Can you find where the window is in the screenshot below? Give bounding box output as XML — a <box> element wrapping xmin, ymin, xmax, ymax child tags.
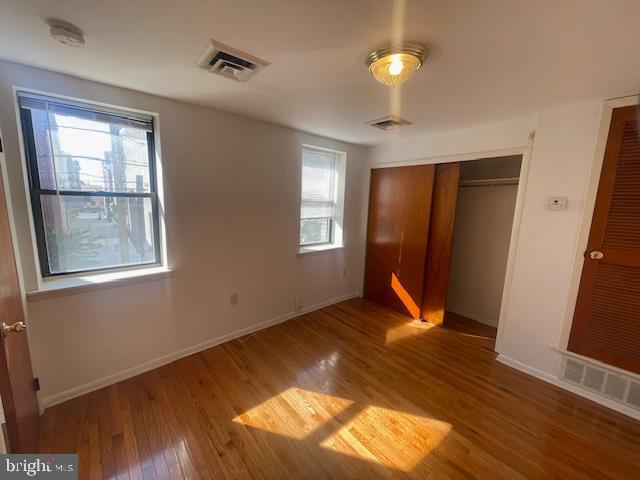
<box><xmin>299</xmin><ymin>146</ymin><xmax>345</xmax><ymax>248</ymax></box>
<box><xmin>18</xmin><ymin>93</ymin><xmax>161</xmax><ymax>277</ymax></box>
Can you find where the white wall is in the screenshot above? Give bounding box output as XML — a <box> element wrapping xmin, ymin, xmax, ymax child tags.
<box><xmin>366</xmin><ymin>99</ymin><xmax>604</xmax><ymax>382</ymax></box>
<box><xmin>0</xmin><ymin>60</ymin><xmax>366</xmax><ymax>405</ymax></box>
<box><xmin>446</xmin><ymin>185</ymin><xmax>519</xmax><ymax>327</ymax></box>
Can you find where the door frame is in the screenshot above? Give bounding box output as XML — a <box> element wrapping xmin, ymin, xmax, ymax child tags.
<box><xmin>357</xmin><ymin>145</ymin><xmax>532</xmax><ymax>354</ymax></box>
<box><xmin>557</xmin><ymin>95</ymin><xmax>640</xmax><ymax>352</ymax></box>
<box><xmin>0</xmin><ymin>130</ymin><xmax>43</xmax><ymax>420</ymax></box>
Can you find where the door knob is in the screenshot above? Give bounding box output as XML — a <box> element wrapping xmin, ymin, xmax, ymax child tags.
<box><xmin>2</xmin><ymin>321</ymin><xmax>26</xmax><ymax>337</ymax></box>
<box><xmin>589</xmin><ymin>251</ymin><xmax>604</xmax><ymax>260</ymax></box>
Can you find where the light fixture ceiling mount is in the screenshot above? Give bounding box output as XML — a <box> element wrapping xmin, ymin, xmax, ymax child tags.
<box><xmin>366</xmin><ymin>43</ymin><xmax>428</xmax><ymax>87</ymax></box>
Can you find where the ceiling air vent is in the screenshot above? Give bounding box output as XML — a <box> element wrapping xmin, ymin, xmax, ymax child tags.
<box><xmin>196</xmin><ymin>39</ymin><xmax>269</xmax><ymax>82</ymax></box>
<box><xmin>367</xmin><ymin>115</ymin><xmax>412</xmax><ymax>131</ymax></box>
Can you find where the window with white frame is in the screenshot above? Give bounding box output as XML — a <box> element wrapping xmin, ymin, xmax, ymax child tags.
<box><xmin>299</xmin><ymin>146</ymin><xmax>345</xmax><ymax>248</ymax></box>
<box><xmin>17</xmin><ymin>92</ymin><xmax>161</xmax><ymax>277</ymax></box>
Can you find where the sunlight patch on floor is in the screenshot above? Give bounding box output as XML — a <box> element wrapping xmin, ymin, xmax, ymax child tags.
<box><xmin>232</xmin><ymin>387</ymin><xmax>353</xmax><ymax>440</ymax></box>
<box><xmin>319</xmin><ymin>406</ymin><xmax>452</xmax><ymax>472</ymax></box>
<box><xmin>385</xmin><ymin>319</ymin><xmax>434</xmax><ymax>345</ymax></box>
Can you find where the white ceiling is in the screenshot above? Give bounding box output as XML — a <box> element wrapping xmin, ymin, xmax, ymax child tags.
<box><xmin>0</xmin><ymin>0</ymin><xmax>639</xmax><ymax>145</ymax></box>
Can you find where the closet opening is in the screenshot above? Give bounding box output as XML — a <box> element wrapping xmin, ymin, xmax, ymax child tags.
<box><xmin>362</xmin><ymin>153</ymin><xmax>524</xmax><ymax>349</ymax></box>
<box><xmin>444</xmin><ymin>155</ymin><xmax>522</xmax><ymax>340</ymax></box>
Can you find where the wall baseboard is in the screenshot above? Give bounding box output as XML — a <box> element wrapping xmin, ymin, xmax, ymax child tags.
<box><xmin>496</xmin><ymin>354</ymin><xmax>640</xmax><ymax>421</ymax></box>
<box><xmin>41</xmin><ymin>292</ymin><xmax>359</xmax><ymax>408</ymax></box>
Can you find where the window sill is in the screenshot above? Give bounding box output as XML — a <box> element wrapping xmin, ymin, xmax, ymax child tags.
<box><xmin>298</xmin><ymin>244</ymin><xmax>345</xmax><ymax>256</ymax></box>
<box><xmin>26</xmin><ymin>266</ymin><xmax>174</xmax><ymax>302</ymax></box>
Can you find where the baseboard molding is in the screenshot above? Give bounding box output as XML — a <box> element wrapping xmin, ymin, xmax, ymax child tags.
<box><xmin>41</xmin><ymin>292</ymin><xmax>359</xmax><ymax>408</ymax></box>
<box><xmin>496</xmin><ymin>354</ymin><xmax>640</xmax><ymax>421</ymax></box>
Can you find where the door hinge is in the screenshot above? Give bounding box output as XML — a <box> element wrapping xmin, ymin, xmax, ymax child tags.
<box><xmin>32</xmin><ymin>377</ymin><xmax>40</xmax><ymax>392</ymax></box>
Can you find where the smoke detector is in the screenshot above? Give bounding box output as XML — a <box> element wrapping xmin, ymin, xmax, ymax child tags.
<box><xmin>49</xmin><ymin>20</ymin><xmax>85</xmax><ymax>47</ymax></box>
<box><xmin>196</xmin><ymin>39</ymin><xmax>269</xmax><ymax>82</ymax></box>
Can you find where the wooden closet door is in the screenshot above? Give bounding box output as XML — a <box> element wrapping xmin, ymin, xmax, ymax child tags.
<box><xmin>421</xmin><ymin>163</ymin><xmax>460</xmax><ymax>325</ymax></box>
<box><xmin>363</xmin><ymin>165</ymin><xmax>435</xmax><ymax>319</ymax></box>
<box><xmin>568</xmin><ymin>105</ymin><xmax>640</xmax><ymax>374</ymax></box>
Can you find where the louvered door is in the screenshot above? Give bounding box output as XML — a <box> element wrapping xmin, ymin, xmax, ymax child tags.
<box><xmin>568</xmin><ymin>105</ymin><xmax>640</xmax><ymax>374</ymax></box>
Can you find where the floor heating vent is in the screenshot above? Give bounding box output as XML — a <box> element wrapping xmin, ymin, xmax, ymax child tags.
<box><xmin>562</xmin><ymin>358</ymin><xmax>585</xmax><ymax>383</ymax></box>
<box><xmin>560</xmin><ymin>355</ymin><xmax>640</xmax><ymax>411</ymax></box>
<box><xmin>604</xmin><ymin>374</ymin><xmax>628</xmax><ymax>401</ymax></box>
<box><xmin>628</xmin><ymin>382</ymin><xmax>640</xmax><ymax>409</ymax></box>
<box><xmin>583</xmin><ymin>366</ymin><xmax>605</xmax><ymax>391</ymax></box>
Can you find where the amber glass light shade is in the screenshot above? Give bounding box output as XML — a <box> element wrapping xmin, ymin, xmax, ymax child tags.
<box><xmin>366</xmin><ymin>44</ymin><xmax>428</xmax><ymax>87</ymax></box>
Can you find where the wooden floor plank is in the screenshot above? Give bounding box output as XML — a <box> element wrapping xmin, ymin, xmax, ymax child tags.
<box><xmin>40</xmin><ymin>298</ymin><xmax>640</xmax><ymax>479</ymax></box>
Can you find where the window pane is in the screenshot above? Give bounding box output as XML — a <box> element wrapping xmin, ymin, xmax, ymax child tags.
<box><xmin>301</xmin><ymin>200</ymin><xmax>334</xmax><ymax>219</ymax></box>
<box><xmin>300</xmin><ymin>148</ymin><xmax>338</xmax><ymax>246</ymax></box>
<box><xmin>300</xmin><ymin>218</ymin><xmax>331</xmax><ymax>245</ymax></box>
<box><xmin>40</xmin><ymin>194</ymin><xmax>157</xmax><ymax>274</ymax></box>
<box><xmin>301</xmin><ymin>149</ymin><xmax>336</xmax><ymax>203</ymax></box>
<box><xmin>24</xmin><ymin>103</ymin><xmax>152</xmax><ymax>193</ymax></box>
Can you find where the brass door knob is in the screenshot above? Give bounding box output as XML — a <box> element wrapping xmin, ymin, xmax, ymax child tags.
<box><xmin>589</xmin><ymin>251</ymin><xmax>604</xmax><ymax>260</ymax></box>
<box><xmin>2</xmin><ymin>321</ymin><xmax>26</xmax><ymax>337</ymax></box>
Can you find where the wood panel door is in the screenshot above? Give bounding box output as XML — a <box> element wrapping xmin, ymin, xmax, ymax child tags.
<box><xmin>421</xmin><ymin>163</ymin><xmax>460</xmax><ymax>325</ymax></box>
<box><xmin>0</xmin><ymin>142</ymin><xmax>39</xmax><ymax>452</ymax></box>
<box><xmin>363</xmin><ymin>165</ymin><xmax>435</xmax><ymax>319</ymax></box>
<box><xmin>568</xmin><ymin>105</ymin><xmax>640</xmax><ymax>374</ymax></box>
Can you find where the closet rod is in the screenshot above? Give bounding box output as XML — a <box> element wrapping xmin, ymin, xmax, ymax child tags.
<box><xmin>458</xmin><ymin>177</ymin><xmax>519</xmax><ymax>188</ymax></box>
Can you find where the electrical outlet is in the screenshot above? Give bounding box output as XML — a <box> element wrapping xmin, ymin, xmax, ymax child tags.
<box><xmin>294</xmin><ymin>296</ymin><xmax>303</xmax><ymax>311</ymax></box>
<box><xmin>230</xmin><ymin>293</ymin><xmax>238</xmax><ymax>306</ymax></box>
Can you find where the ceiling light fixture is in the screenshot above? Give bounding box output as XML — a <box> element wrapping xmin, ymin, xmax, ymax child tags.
<box><xmin>366</xmin><ymin>43</ymin><xmax>428</xmax><ymax>87</ymax></box>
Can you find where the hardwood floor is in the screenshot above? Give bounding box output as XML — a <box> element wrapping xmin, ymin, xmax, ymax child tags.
<box><xmin>443</xmin><ymin>311</ymin><xmax>498</xmax><ymax>340</ymax></box>
<box><xmin>40</xmin><ymin>298</ymin><xmax>640</xmax><ymax>479</ymax></box>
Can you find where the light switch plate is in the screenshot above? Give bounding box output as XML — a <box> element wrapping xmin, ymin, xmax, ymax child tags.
<box><xmin>546</xmin><ymin>196</ymin><xmax>568</xmax><ymax>210</ymax></box>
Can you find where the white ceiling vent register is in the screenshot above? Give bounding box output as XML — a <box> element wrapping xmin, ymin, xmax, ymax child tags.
<box><xmin>560</xmin><ymin>355</ymin><xmax>640</xmax><ymax>411</ymax></box>
<box><xmin>196</xmin><ymin>39</ymin><xmax>269</xmax><ymax>82</ymax></box>
<box><xmin>367</xmin><ymin>115</ymin><xmax>412</xmax><ymax>131</ymax></box>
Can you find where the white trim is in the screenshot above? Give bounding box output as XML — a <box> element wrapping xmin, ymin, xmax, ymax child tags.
<box><xmin>497</xmin><ymin>354</ymin><xmax>640</xmax><ymax>421</ymax></box>
<box><xmin>358</xmin><ymin>145</ymin><xmax>531</xmax><ymax>355</ymax></box>
<box><xmin>368</xmin><ymin>146</ymin><xmax>530</xmax><ymax>169</ymax></box>
<box><xmin>557</xmin><ymin>95</ymin><xmax>640</xmax><ymax>350</ymax></box>
<box><xmin>26</xmin><ymin>266</ymin><xmax>174</xmax><ymax>302</ymax></box>
<box><xmin>495</xmin><ymin>147</ymin><xmax>531</xmax><ymax>353</ymax></box>
<box><xmin>41</xmin><ymin>291</ymin><xmax>359</xmax><ymax>408</ymax></box>
<box><xmin>298</xmin><ymin>244</ymin><xmax>345</xmax><ymax>255</ymax></box>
